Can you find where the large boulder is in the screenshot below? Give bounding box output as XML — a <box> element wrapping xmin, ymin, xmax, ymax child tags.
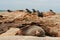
<box><xmin>40</xmin><ymin>15</ymin><xmax>60</xmax><ymax>37</ymax></box>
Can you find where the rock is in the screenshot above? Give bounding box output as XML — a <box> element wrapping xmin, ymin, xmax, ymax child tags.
<box><xmin>0</xmin><ymin>11</ymin><xmax>40</xmax><ymax>35</ymax></box>
<box><xmin>0</xmin><ymin>36</ymin><xmax>60</xmax><ymax>40</ymax></box>
<box><xmin>0</xmin><ymin>28</ymin><xmax>22</xmax><ymax>36</ymax></box>
<box><xmin>40</xmin><ymin>15</ymin><xmax>60</xmax><ymax>37</ymax></box>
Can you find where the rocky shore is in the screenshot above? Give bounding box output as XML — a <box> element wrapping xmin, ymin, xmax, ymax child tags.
<box><xmin>0</xmin><ymin>9</ymin><xmax>60</xmax><ymax>40</ymax></box>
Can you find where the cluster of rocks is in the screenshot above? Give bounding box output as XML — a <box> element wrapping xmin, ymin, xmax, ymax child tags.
<box><xmin>0</xmin><ymin>9</ymin><xmax>60</xmax><ymax>37</ymax></box>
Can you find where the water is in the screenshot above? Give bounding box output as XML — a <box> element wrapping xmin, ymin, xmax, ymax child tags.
<box><xmin>0</xmin><ymin>10</ymin><xmax>6</xmax><ymax>12</ymax></box>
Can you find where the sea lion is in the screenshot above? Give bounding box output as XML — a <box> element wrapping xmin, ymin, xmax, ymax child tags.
<box><xmin>50</xmin><ymin>9</ymin><xmax>56</xmax><ymax>14</ymax></box>
<box><xmin>37</xmin><ymin>10</ymin><xmax>43</xmax><ymax>17</ymax></box>
<box><xmin>32</xmin><ymin>9</ymin><xmax>36</xmax><ymax>13</ymax></box>
<box><xmin>23</xmin><ymin>25</ymin><xmax>45</xmax><ymax>37</ymax></box>
<box><xmin>7</xmin><ymin>10</ymin><xmax>13</xmax><ymax>12</ymax></box>
<box><xmin>26</xmin><ymin>9</ymin><xmax>32</xmax><ymax>13</ymax></box>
